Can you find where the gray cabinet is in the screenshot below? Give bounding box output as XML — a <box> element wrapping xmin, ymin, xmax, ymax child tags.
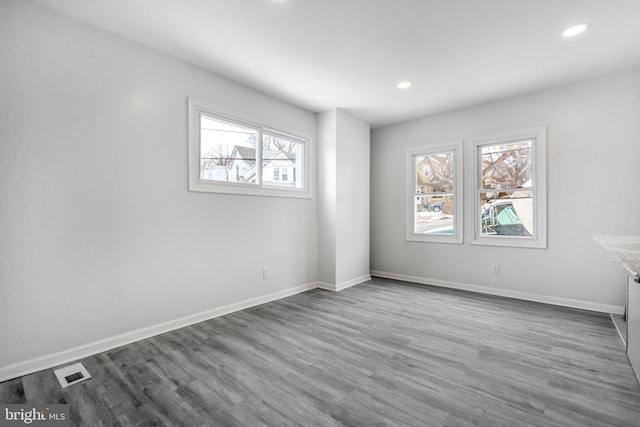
<box><xmin>628</xmin><ymin>275</ymin><xmax>640</xmax><ymax>382</ymax></box>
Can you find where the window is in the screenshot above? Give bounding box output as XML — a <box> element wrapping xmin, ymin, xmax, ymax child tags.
<box><xmin>188</xmin><ymin>98</ymin><xmax>310</xmax><ymax>198</ymax></box>
<box><xmin>472</xmin><ymin>127</ymin><xmax>546</xmax><ymax>248</ymax></box>
<box><xmin>406</xmin><ymin>141</ymin><xmax>463</xmax><ymax>243</ymax></box>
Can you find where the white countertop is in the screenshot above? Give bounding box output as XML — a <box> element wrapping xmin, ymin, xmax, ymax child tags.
<box><xmin>594</xmin><ymin>235</ymin><xmax>640</xmax><ymax>282</ymax></box>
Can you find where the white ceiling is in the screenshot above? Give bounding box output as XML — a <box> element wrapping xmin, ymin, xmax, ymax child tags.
<box><xmin>35</xmin><ymin>0</ymin><xmax>640</xmax><ymax>128</ymax></box>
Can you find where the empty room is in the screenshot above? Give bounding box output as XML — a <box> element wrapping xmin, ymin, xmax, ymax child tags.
<box><xmin>2</xmin><ymin>0</ymin><xmax>640</xmax><ymax>426</ymax></box>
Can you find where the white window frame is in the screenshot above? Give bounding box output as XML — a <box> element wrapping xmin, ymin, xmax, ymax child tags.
<box><xmin>471</xmin><ymin>127</ymin><xmax>547</xmax><ymax>248</ymax></box>
<box><xmin>188</xmin><ymin>98</ymin><xmax>312</xmax><ymax>199</ymax></box>
<box><xmin>406</xmin><ymin>141</ymin><xmax>464</xmax><ymax>244</ymax></box>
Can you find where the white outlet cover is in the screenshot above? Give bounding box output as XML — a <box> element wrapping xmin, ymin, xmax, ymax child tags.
<box><xmin>53</xmin><ymin>362</ymin><xmax>92</xmax><ymax>388</ymax></box>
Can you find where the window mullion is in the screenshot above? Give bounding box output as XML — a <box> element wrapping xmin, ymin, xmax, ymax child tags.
<box><xmin>256</xmin><ymin>128</ymin><xmax>263</xmax><ymax>187</ymax></box>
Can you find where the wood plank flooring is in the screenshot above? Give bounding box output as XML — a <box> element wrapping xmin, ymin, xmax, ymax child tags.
<box><xmin>2</xmin><ymin>278</ymin><xmax>640</xmax><ymax>426</ymax></box>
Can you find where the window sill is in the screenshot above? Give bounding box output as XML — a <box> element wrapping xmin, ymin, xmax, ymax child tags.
<box><xmin>470</xmin><ymin>236</ymin><xmax>546</xmax><ymax>249</ymax></box>
<box><xmin>406</xmin><ymin>235</ymin><xmax>463</xmax><ymax>244</ymax></box>
<box><xmin>189</xmin><ymin>180</ymin><xmax>312</xmax><ymax>199</ymax></box>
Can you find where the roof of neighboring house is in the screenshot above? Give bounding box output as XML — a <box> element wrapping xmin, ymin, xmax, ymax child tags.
<box><xmin>231</xmin><ymin>146</ymin><xmax>295</xmax><ymax>164</ymax></box>
<box><xmin>233</xmin><ymin>146</ymin><xmax>257</xmax><ymax>161</ymax></box>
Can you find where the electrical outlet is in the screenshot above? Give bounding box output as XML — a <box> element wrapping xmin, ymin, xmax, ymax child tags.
<box><xmin>491</xmin><ymin>264</ymin><xmax>500</xmax><ymax>275</ymax></box>
<box><xmin>263</xmin><ymin>266</ymin><xmax>270</xmax><ymax>279</ymax></box>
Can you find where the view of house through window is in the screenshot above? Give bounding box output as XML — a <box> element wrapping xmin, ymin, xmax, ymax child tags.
<box><xmin>200</xmin><ymin>116</ymin><xmax>259</xmax><ymax>184</ymax></box>
<box><xmin>413</xmin><ymin>151</ymin><xmax>456</xmax><ymax>235</ymax></box>
<box><xmin>478</xmin><ymin>139</ymin><xmax>533</xmax><ymax>237</ymax></box>
<box><xmin>262</xmin><ymin>134</ymin><xmax>302</xmax><ymax>188</ymax></box>
<box><xmin>197</xmin><ymin>113</ymin><xmax>304</xmax><ymax>190</ymax></box>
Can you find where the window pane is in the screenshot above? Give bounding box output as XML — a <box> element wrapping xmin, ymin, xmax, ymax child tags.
<box><xmin>200</xmin><ymin>115</ymin><xmax>258</xmax><ymax>184</ymax></box>
<box><xmin>480</xmin><ymin>191</ymin><xmax>533</xmax><ymax>237</ymax></box>
<box><xmin>415</xmin><ymin>195</ymin><xmax>455</xmax><ymax>235</ymax></box>
<box><xmin>480</xmin><ymin>140</ymin><xmax>532</xmax><ymax>190</ymax></box>
<box><xmin>262</xmin><ymin>134</ymin><xmax>303</xmax><ymax>189</ymax></box>
<box><xmin>415</xmin><ymin>152</ymin><xmax>454</xmax><ymax>193</ymax></box>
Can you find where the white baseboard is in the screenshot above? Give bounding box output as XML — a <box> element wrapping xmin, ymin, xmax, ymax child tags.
<box><xmin>317</xmin><ymin>274</ymin><xmax>371</xmax><ymax>292</ymax></box>
<box><xmin>5</xmin><ymin>271</ymin><xmax>617</xmax><ymax>383</ymax></box>
<box><xmin>370</xmin><ymin>270</ymin><xmax>625</xmax><ymax>315</ymax></box>
<box><xmin>316</xmin><ymin>282</ymin><xmax>335</xmax><ymax>291</ymax></box>
<box><xmin>0</xmin><ymin>282</ymin><xmax>317</xmax><ymax>383</ymax></box>
<box><xmin>610</xmin><ymin>313</ymin><xmax>627</xmax><ymax>346</ymax></box>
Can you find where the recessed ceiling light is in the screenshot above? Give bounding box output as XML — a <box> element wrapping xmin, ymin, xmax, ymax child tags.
<box><xmin>397</xmin><ymin>81</ymin><xmax>412</xmax><ymax>89</ymax></box>
<box><xmin>563</xmin><ymin>23</ymin><xmax>589</xmax><ymax>38</ymax></box>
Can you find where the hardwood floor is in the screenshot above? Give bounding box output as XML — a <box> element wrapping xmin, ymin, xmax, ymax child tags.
<box><xmin>2</xmin><ymin>278</ymin><xmax>640</xmax><ymax>426</ymax></box>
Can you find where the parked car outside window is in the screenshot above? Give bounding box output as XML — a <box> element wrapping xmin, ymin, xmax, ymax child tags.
<box><xmin>481</xmin><ymin>199</ymin><xmax>532</xmax><ymax>236</ymax></box>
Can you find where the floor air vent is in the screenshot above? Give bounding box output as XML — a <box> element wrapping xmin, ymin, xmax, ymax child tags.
<box><xmin>53</xmin><ymin>362</ymin><xmax>92</xmax><ymax>388</ymax></box>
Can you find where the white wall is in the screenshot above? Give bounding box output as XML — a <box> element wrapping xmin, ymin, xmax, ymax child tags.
<box><xmin>371</xmin><ymin>69</ymin><xmax>640</xmax><ymax>310</ymax></box>
<box><xmin>317</xmin><ymin>109</ymin><xmax>370</xmax><ymax>288</ymax></box>
<box><xmin>335</xmin><ymin>110</ymin><xmax>370</xmax><ymax>285</ymax></box>
<box><xmin>317</xmin><ymin>110</ymin><xmax>337</xmax><ymax>285</ymax></box>
<box><xmin>0</xmin><ymin>0</ymin><xmax>317</xmax><ymax>373</ymax></box>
